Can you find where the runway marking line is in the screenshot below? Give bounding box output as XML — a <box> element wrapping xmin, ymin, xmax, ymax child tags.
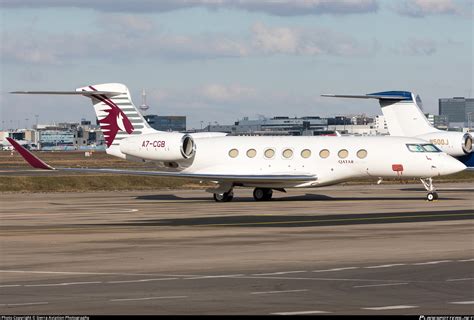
<box><xmin>0</xmin><ymin>302</ymin><xmax>49</xmax><ymax>307</ymax></box>
<box><xmin>252</xmin><ymin>271</ymin><xmax>306</xmax><ymax>276</ymax></box>
<box><xmin>446</xmin><ymin>278</ymin><xmax>474</xmax><ymax>282</ymax></box>
<box><xmin>251</xmin><ymin>289</ymin><xmax>309</xmax><ymax>295</ymax></box>
<box><xmin>313</xmin><ymin>267</ymin><xmax>359</xmax><ymax>273</ymax></box>
<box><xmin>107</xmin><ymin>278</ymin><xmax>178</xmax><ymax>284</ymax></box>
<box><xmin>0</xmin><ymin>270</ymin><xmax>200</xmax><ymax>277</ymax></box>
<box><xmin>413</xmin><ymin>260</ymin><xmax>452</xmax><ymax>265</ymax></box>
<box><xmin>449</xmin><ymin>301</ymin><xmax>474</xmax><ymax>305</ymax></box>
<box><xmin>0</xmin><ymin>285</ymin><xmax>21</xmax><ymax>288</ymax></box>
<box><xmin>235</xmin><ymin>275</ymin><xmax>419</xmax><ymax>283</ymax></box>
<box><xmin>184</xmin><ymin>274</ymin><xmax>244</xmax><ymax>280</ymax></box>
<box><xmin>25</xmin><ymin>281</ymin><xmax>102</xmax><ymax>287</ymax></box>
<box><xmin>271</xmin><ymin>310</ymin><xmax>331</xmax><ymax>315</ymax></box>
<box><xmin>110</xmin><ymin>296</ymin><xmax>187</xmax><ymax>302</ymax></box>
<box><xmin>458</xmin><ymin>258</ymin><xmax>474</xmax><ymax>262</ymax></box>
<box><xmin>364</xmin><ymin>264</ymin><xmax>406</xmax><ymax>269</ymax></box>
<box><xmin>353</xmin><ymin>282</ymin><xmax>409</xmax><ymax>288</ymax></box>
<box><xmin>363</xmin><ymin>305</ymin><xmax>418</xmax><ymax>311</ymax></box>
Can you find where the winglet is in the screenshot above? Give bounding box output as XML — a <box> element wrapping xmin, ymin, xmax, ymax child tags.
<box><xmin>6</xmin><ymin>138</ymin><xmax>55</xmax><ymax>170</ymax></box>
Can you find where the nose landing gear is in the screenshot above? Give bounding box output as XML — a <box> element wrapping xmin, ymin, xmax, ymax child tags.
<box><xmin>420</xmin><ymin>177</ymin><xmax>438</xmax><ymax>201</ymax></box>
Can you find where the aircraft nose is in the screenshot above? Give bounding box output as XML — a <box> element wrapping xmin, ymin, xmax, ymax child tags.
<box><xmin>440</xmin><ymin>155</ymin><xmax>466</xmax><ymax>175</ymax></box>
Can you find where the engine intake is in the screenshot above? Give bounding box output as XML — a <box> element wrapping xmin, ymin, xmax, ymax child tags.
<box><xmin>181</xmin><ymin>135</ymin><xmax>195</xmax><ymax>159</ymax></box>
<box><xmin>462</xmin><ymin>133</ymin><xmax>473</xmax><ymax>154</ymax></box>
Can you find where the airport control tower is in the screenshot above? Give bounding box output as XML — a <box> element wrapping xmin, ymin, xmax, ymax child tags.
<box><xmin>139</xmin><ymin>89</ymin><xmax>150</xmax><ymax>116</ymax></box>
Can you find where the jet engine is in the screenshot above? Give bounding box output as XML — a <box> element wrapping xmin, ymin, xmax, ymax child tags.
<box><xmin>416</xmin><ymin>132</ymin><xmax>473</xmax><ymax>156</ymax></box>
<box><xmin>119</xmin><ymin>132</ymin><xmax>196</xmax><ymax>161</ymax></box>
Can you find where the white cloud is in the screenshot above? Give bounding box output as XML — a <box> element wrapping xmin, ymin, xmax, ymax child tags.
<box><xmin>396</xmin><ymin>38</ymin><xmax>438</xmax><ymax>56</ymax></box>
<box><xmin>396</xmin><ymin>0</ymin><xmax>468</xmax><ymax>17</ymax></box>
<box><xmin>97</xmin><ymin>14</ymin><xmax>155</xmax><ymax>33</ymax></box>
<box><xmin>251</xmin><ymin>22</ymin><xmax>364</xmax><ymax>56</ymax></box>
<box><xmin>0</xmin><ymin>0</ymin><xmax>379</xmax><ymax>16</ymax></box>
<box><xmin>200</xmin><ymin>84</ymin><xmax>256</xmax><ymax>103</ymax></box>
<box><xmin>1</xmin><ymin>21</ymin><xmax>367</xmax><ymax>65</ymax></box>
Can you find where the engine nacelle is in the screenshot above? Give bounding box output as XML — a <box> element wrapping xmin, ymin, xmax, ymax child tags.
<box><xmin>416</xmin><ymin>131</ymin><xmax>473</xmax><ymax>156</ymax></box>
<box><xmin>119</xmin><ymin>132</ymin><xmax>196</xmax><ymax>161</ymax></box>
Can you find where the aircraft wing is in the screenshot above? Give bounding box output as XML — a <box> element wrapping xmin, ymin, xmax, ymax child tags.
<box><xmin>6</xmin><ymin>138</ymin><xmax>316</xmax><ymax>183</ymax></box>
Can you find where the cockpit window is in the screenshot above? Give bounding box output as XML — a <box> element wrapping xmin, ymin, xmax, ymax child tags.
<box><xmin>406</xmin><ymin>144</ymin><xmax>424</xmax><ymax>152</ymax></box>
<box><xmin>421</xmin><ymin>144</ymin><xmax>441</xmax><ymax>152</ymax></box>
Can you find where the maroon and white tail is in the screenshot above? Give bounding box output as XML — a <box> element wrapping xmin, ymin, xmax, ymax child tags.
<box><xmin>11</xmin><ymin>83</ymin><xmax>158</xmax><ymax>158</ymax></box>
<box><xmin>77</xmin><ymin>83</ymin><xmax>156</xmax><ymax>149</ymax></box>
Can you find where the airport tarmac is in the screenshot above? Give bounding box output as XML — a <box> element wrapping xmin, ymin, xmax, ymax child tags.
<box><xmin>0</xmin><ymin>184</ymin><xmax>473</xmax><ymax>315</ymax></box>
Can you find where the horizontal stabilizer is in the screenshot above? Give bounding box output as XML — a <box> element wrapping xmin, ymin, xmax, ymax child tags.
<box><xmin>10</xmin><ymin>90</ymin><xmax>122</xmax><ymax>97</ymax></box>
<box><xmin>321</xmin><ymin>91</ymin><xmax>412</xmax><ymax>101</ymax></box>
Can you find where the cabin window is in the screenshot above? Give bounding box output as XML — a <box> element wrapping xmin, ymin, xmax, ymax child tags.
<box><xmin>246</xmin><ymin>149</ymin><xmax>257</xmax><ymax>158</ymax></box>
<box><xmin>282</xmin><ymin>149</ymin><xmax>293</xmax><ymax>159</ymax></box>
<box><xmin>228</xmin><ymin>149</ymin><xmax>239</xmax><ymax>158</ymax></box>
<box><xmin>406</xmin><ymin>144</ymin><xmax>424</xmax><ymax>152</ymax></box>
<box><xmin>319</xmin><ymin>149</ymin><xmax>330</xmax><ymax>158</ymax></box>
<box><xmin>338</xmin><ymin>149</ymin><xmax>349</xmax><ymax>159</ymax></box>
<box><xmin>301</xmin><ymin>149</ymin><xmax>311</xmax><ymax>158</ymax></box>
<box><xmin>264</xmin><ymin>148</ymin><xmax>275</xmax><ymax>159</ymax></box>
<box><xmin>357</xmin><ymin>149</ymin><xmax>368</xmax><ymax>159</ymax></box>
<box><xmin>421</xmin><ymin>144</ymin><xmax>441</xmax><ymax>152</ymax></box>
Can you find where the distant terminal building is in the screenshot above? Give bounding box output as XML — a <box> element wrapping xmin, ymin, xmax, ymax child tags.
<box><xmin>203</xmin><ymin>116</ymin><xmax>328</xmax><ymax>136</ymax></box>
<box><xmin>144</xmin><ymin>115</ymin><xmax>186</xmax><ymax>132</ymax></box>
<box><xmin>425</xmin><ymin>114</ymin><xmax>449</xmax><ymax>130</ymax></box>
<box><xmin>39</xmin><ymin>130</ymin><xmax>75</xmax><ymax>149</ymax></box>
<box><xmin>201</xmin><ymin>115</ymin><xmax>388</xmax><ymax>136</ymax></box>
<box><xmin>439</xmin><ymin>97</ymin><xmax>474</xmax><ymax>128</ymax></box>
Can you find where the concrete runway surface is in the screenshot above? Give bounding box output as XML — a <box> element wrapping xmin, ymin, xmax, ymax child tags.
<box><xmin>0</xmin><ymin>183</ymin><xmax>473</xmax><ymax>315</ymax></box>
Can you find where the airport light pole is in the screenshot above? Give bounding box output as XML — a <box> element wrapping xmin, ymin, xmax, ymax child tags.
<box><xmin>467</xmin><ymin>112</ymin><xmax>473</xmax><ymax>131</ymax></box>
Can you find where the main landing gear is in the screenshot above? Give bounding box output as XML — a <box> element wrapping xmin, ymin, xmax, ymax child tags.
<box><xmin>253</xmin><ymin>188</ymin><xmax>273</xmax><ymax>201</ymax></box>
<box><xmin>420</xmin><ymin>177</ymin><xmax>438</xmax><ymax>201</ymax></box>
<box><xmin>213</xmin><ymin>191</ymin><xmax>234</xmax><ymax>202</ymax></box>
<box><xmin>213</xmin><ymin>188</ymin><xmax>274</xmax><ymax>202</ymax></box>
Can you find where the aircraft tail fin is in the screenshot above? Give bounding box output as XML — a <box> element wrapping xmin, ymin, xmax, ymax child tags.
<box><xmin>75</xmin><ymin>83</ymin><xmax>156</xmax><ymax>148</ymax></box>
<box><xmin>12</xmin><ymin>83</ymin><xmax>158</xmax><ymax>156</ymax></box>
<box><xmin>322</xmin><ymin>91</ymin><xmax>438</xmax><ymax>136</ymax></box>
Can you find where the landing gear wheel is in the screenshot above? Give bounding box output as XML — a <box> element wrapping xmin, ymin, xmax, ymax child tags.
<box><xmin>253</xmin><ymin>188</ymin><xmax>273</xmax><ymax>201</ymax></box>
<box><xmin>213</xmin><ymin>191</ymin><xmax>234</xmax><ymax>202</ymax></box>
<box><xmin>426</xmin><ymin>192</ymin><xmax>438</xmax><ymax>201</ymax></box>
<box><xmin>421</xmin><ymin>178</ymin><xmax>438</xmax><ymax>201</ymax></box>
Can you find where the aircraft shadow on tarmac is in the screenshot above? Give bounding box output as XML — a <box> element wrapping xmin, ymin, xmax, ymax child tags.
<box><xmin>136</xmin><ymin>193</ymin><xmax>459</xmax><ymax>202</ymax></box>
<box><xmin>101</xmin><ymin>209</ymin><xmax>474</xmax><ymax>228</ymax></box>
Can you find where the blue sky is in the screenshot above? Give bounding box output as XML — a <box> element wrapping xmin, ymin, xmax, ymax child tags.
<box><xmin>1</xmin><ymin>0</ymin><xmax>472</xmax><ymax>129</ymax></box>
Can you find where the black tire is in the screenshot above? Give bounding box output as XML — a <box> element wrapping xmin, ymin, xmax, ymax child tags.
<box><xmin>426</xmin><ymin>192</ymin><xmax>436</xmax><ymax>201</ymax></box>
<box><xmin>253</xmin><ymin>188</ymin><xmax>272</xmax><ymax>201</ymax></box>
<box><xmin>213</xmin><ymin>191</ymin><xmax>234</xmax><ymax>202</ymax></box>
<box><xmin>263</xmin><ymin>189</ymin><xmax>273</xmax><ymax>201</ymax></box>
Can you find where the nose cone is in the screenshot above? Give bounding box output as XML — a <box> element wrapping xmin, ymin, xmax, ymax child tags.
<box><xmin>440</xmin><ymin>155</ymin><xmax>467</xmax><ymax>175</ymax></box>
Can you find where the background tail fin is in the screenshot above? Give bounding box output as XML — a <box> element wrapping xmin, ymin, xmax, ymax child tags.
<box><xmin>76</xmin><ymin>83</ymin><xmax>156</xmax><ymax>147</ymax></box>
<box><xmin>322</xmin><ymin>91</ymin><xmax>438</xmax><ymax>136</ymax></box>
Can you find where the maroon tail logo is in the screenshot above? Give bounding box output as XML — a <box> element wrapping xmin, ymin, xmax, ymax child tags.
<box><xmin>88</xmin><ymin>86</ymin><xmax>134</xmax><ymax>147</ymax></box>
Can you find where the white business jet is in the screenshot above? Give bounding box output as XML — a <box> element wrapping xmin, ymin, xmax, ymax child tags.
<box><xmin>9</xmin><ymin>84</ymin><xmax>466</xmax><ymax>202</ymax></box>
<box><xmin>321</xmin><ymin>91</ymin><xmax>473</xmax><ymax>168</ymax></box>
